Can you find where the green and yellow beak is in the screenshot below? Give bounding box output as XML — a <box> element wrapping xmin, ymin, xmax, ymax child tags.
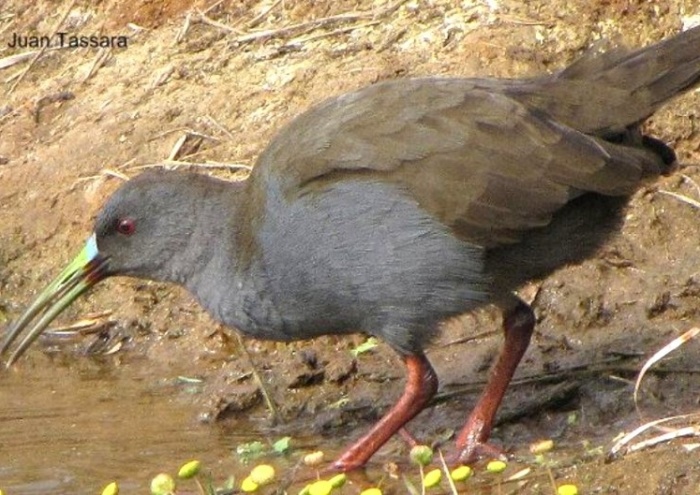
<box><xmin>1</xmin><ymin>234</ymin><xmax>108</xmax><ymax>367</ymax></box>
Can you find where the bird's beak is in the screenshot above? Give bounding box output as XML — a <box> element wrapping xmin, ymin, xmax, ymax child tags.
<box><xmin>1</xmin><ymin>233</ymin><xmax>108</xmax><ymax>367</ymax></box>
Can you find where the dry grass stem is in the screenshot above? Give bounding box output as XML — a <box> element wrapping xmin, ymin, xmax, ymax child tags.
<box><xmin>202</xmin><ymin>0</ymin><xmax>226</xmax><ymax>16</ymax></box>
<box><xmin>204</xmin><ymin>115</ymin><xmax>236</xmax><ymax>140</ymax></box>
<box><xmin>83</xmin><ymin>48</ymin><xmax>112</xmax><ymax>82</ymax></box>
<box><xmin>0</xmin><ymin>50</ymin><xmax>40</xmax><ymax>70</ymax></box>
<box><xmin>608</xmin><ymin>413</ymin><xmax>700</xmax><ymax>460</ymax></box>
<box><xmin>292</xmin><ymin>20</ymin><xmax>382</xmax><ymax>45</ymax></box>
<box><xmin>8</xmin><ymin>0</ymin><xmax>77</xmax><ymax>94</ymax></box>
<box><xmin>72</xmin><ymin>168</ymin><xmax>131</xmax><ymax>188</ymax></box>
<box><xmin>175</xmin><ymin>12</ymin><xmax>192</xmax><ymax>43</ymax></box>
<box><xmin>233</xmin><ymin>331</ymin><xmax>280</xmax><ymax>423</ymax></box>
<box><xmin>658</xmin><ymin>189</ymin><xmax>700</xmax><ymax>209</ymax></box>
<box><xmin>44</xmin><ymin>311</ymin><xmax>114</xmax><ymax>336</ymax></box>
<box><xmin>150</xmin><ymin>65</ymin><xmax>175</xmax><ymax>88</ymax></box>
<box><xmin>232</xmin><ymin>0</ymin><xmax>407</xmax><ymax>45</ymax></box>
<box><xmin>0</xmin><ymin>15</ymin><xmax>15</xmax><ymax>37</ymax></box>
<box><xmin>131</xmin><ymin>159</ymin><xmax>253</xmax><ymax>172</ymax></box>
<box><xmin>437</xmin><ymin>450</ymin><xmax>458</xmax><ymax>495</ymax></box>
<box><xmin>246</xmin><ymin>0</ymin><xmax>284</xmax><ymax>29</ymax></box>
<box><xmin>681</xmin><ymin>173</ymin><xmax>700</xmax><ymax>196</ymax></box>
<box><xmin>633</xmin><ymin>327</ymin><xmax>700</xmax><ymax>412</ymax></box>
<box><xmin>196</xmin><ymin>11</ymin><xmax>245</xmax><ymax>35</ymax></box>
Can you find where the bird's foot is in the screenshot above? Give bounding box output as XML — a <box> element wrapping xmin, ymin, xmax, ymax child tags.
<box><xmin>328</xmin><ymin>455</ymin><xmax>363</xmax><ymax>473</ymax></box>
<box><xmin>447</xmin><ymin>440</ymin><xmax>507</xmax><ymax>465</ymax></box>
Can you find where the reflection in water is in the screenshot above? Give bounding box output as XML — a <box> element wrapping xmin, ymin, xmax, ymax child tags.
<box><xmin>0</xmin><ymin>352</ymin><xmax>247</xmax><ymax>494</ymax></box>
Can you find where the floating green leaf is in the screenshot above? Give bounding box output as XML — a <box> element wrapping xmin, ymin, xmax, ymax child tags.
<box><xmin>273</xmin><ymin>436</ymin><xmax>291</xmax><ymax>454</ymax></box>
<box><xmin>236</xmin><ymin>441</ymin><xmax>266</xmax><ymax>460</ymax></box>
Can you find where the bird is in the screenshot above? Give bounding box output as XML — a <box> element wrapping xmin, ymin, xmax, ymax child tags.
<box><xmin>3</xmin><ymin>25</ymin><xmax>700</xmax><ymax>472</ymax></box>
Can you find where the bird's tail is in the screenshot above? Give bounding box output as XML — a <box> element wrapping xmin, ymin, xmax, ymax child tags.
<box><xmin>564</xmin><ymin>24</ymin><xmax>700</xmax><ymax>119</ymax></box>
<box><xmin>509</xmin><ymin>25</ymin><xmax>700</xmax><ymax>136</ymax></box>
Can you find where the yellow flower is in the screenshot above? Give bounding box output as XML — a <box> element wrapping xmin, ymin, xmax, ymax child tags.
<box><xmin>177</xmin><ymin>460</ymin><xmax>202</xmax><ymax>479</ymax></box>
<box><xmin>101</xmin><ymin>481</ymin><xmax>119</xmax><ymax>495</ymax></box>
<box><xmin>450</xmin><ymin>465</ymin><xmax>472</xmax><ymax>481</ymax></box>
<box><xmin>308</xmin><ymin>479</ymin><xmax>333</xmax><ymax>495</ymax></box>
<box><xmin>423</xmin><ymin>468</ymin><xmax>442</xmax><ymax>487</ymax></box>
<box><xmin>329</xmin><ymin>473</ymin><xmax>347</xmax><ymax>488</ymax></box>
<box><xmin>486</xmin><ymin>460</ymin><xmax>507</xmax><ymax>473</ymax></box>
<box><xmin>250</xmin><ymin>464</ymin><xmax>276</xmax><ymax>486</ymax></box>
<box><xmin>557</xmin><ymin>484</ymin><xmax>579</xmax><ymax>495</ymax></box>
<box><xmin>241</xmin><ymin>476</ymin><xmax>259</xmax><ymax>493</ymax></box>
<box><xmin>150</xmin><ymin>473</ymin><xmax>176</xmax><ymax>495</ymax></box>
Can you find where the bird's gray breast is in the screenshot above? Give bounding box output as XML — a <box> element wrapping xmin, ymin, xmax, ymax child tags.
<box><xmin>250</xmin><ymin>177</ymin><xmax>490</xmax><ymax>353</ymax></box>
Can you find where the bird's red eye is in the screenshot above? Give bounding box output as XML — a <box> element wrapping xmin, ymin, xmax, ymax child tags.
<box><xmin>116</xmin><ymin>218</ymin><xmax>136</xmax><ymax>236</ymax></box>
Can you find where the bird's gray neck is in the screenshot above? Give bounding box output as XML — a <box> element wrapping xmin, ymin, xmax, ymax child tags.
<box><xmin>177</xmin><ymin>179</ymin><xmax>284</xmax><ymax>336</ymax></box>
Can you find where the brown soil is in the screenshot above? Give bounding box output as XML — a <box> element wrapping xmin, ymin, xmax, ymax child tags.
<box><xmin>2</xmin><ymin>0</ymin><xmax>700</xmax><ymax>493</ymax></box>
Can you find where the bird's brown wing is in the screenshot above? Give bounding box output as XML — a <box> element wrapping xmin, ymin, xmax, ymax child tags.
<box><xmin>254</xmin><ymin>78</ymin><xmax>661</xmax><ymax>247</ymax></box>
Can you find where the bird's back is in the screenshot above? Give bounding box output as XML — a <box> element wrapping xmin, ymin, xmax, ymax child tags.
<box><xmin>242</xmin><ymin>25</ymin><xmax>700</xmax><ymax>343</ymax></box>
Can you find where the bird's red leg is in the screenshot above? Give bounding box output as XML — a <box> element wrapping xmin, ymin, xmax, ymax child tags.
<box><xmin>332</xmin><ymin>353</ymin><xmax>438</xmax><ymax>472</ymax></box>
<box><xmin>455</xmin><ymin>297</ymin><xmax>535</xmax><ymax>462</ymax></box>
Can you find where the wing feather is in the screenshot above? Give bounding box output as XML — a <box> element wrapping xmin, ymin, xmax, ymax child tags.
<box><xmin>254</xmin><ymin>78</ymin><xmax>661</xmax><ymax>247</ymax></box>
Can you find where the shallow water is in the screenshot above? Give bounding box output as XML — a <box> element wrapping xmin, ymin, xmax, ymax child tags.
<box><xmin>0</xmin><ymin>351</ymin><xmax>252</xmax><ymax>494</ymax></box>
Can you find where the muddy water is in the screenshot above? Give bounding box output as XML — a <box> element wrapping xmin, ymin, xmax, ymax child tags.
<box><xmin>0</xmin><ymin>353</ymin><xmax>250</xmax><ymax>494</ymax></box>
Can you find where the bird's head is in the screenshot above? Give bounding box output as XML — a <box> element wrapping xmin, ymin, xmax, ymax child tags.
<box><xmin>1</xmin><ymin>170</ymin><xmax>227</xmax><ymax>366</ymax></box>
